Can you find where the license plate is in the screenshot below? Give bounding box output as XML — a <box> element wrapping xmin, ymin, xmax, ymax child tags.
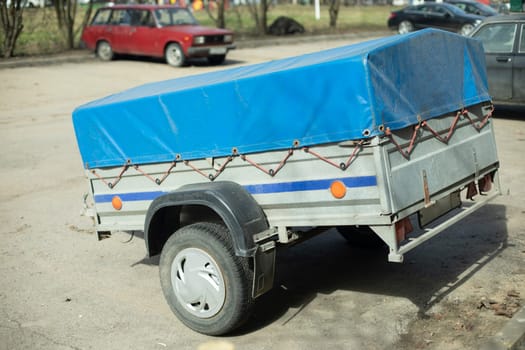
<box><xmin>418</xmin><ymin>191</ymin><xmax>461</xmax><ymax>227</ymax></box>
<box><xmin>210</xmin><ymin>47</ymin><xmax>227</xmax><ymax>55</ymax></box>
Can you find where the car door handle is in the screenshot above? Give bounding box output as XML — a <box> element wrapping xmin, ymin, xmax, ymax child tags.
<box><xmin>496</xmin><ymin>57</ymin><xmax>511</xmax><ymax>63</ymax></box>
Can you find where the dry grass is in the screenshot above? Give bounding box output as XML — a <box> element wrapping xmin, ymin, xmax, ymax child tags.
<box><xmin>194</xmin><ymin>4</ymin><xmax>394</xmax><ymax>34</ymax></box>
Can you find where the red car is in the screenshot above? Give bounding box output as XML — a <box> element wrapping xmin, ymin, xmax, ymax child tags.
<box><xmin>81</xmin><ymin>5</ymin><xmax>235</xmax><ymax>67</ymax></box>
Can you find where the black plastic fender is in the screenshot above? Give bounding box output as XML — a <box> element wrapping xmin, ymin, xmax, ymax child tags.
<box><xmin>144</xmin><ymin>181</ymin><xmax>269</xmax><ymax>258</ymax></box>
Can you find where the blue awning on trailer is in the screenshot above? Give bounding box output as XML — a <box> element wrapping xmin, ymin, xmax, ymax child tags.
<box><xmin>72</xmin><ymin>29</ymin><xmax>490</xmax><ymax>169</ymax></box>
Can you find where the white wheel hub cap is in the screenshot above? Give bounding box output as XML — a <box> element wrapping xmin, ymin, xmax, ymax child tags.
<box><xmin>171</xmin><ymin>247</ymin><xmax>226</xmax><ymax>318</ymax></box>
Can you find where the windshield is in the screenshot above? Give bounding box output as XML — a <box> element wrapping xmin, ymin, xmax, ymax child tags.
<box><xmin>446</xmin><ymin>4</ymin><xmax>469</xmax><ymax>16</ymax></box>
<box><xmin>154</xmin><ymin>8</ymin><xmax>197</xmax><ymax>26</ymax></box>
<box><xmin>475</xmin><ymin>3</ymin><xmax>498</xmax><ymax>15</ymax></box>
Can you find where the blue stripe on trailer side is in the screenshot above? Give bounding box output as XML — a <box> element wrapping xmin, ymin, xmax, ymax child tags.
<box><xmin>94</xmin><ymin>191</ymin><xmax>166</xmax><ymax>203</ymax></box>
<box><xmin>93</xmin><ymin>176</ymin><xmax>377</xmax><ymax>203</ymax></box>
<box><xmin>243</xmin><ymin>176</ymin><xmax>377</xmax><ymax>194</ymax></box>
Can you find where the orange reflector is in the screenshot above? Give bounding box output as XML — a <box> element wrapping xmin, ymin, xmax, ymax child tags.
<box><xmin>111</xmin><ymin>196</ymin><xmax>123</xmax><ymax>211</ymax></box>
<box><xmin>330</xmin><ymin>180</ymin><xmax>347</xmax><ymax>199</ymax></box>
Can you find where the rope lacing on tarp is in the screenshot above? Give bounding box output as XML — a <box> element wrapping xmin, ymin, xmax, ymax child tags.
<box><xmin>385</xmin><ymin>106</ymin><xmax>494</xmax><ymax>160</ymax></box>
<box><xmin>90</xmin><ymin>141</ymin><xmax>365</xmax><ymax>189</ymax></box>
<box><xmin>90</xmin><ymin>106</ymin><xmax>493</xmax><ymax>189</ymax></box>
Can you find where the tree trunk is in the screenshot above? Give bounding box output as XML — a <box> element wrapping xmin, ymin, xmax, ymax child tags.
<box><xmin>54</xmin><ymin>0</ymin><xmax>77</xmax><ymax>49</ymax></box>
<box><xmin>247</xmin><ymin>0</ymin><xmax>269</xmax><ymax>35</ymax></box>
<box><xmin>205</xmin><ymin>0</ymin><xmax>225</xmax><ymax>29</ymax></box>
<box><xmin>329</xmin><ymin>0</ymin><xmax>341</xmax><ymax>28</ymax></box>
<box><xmin>217</xmin><ymin>0</ymin><xmax>225</xmax><ymax>28</ymax></box>
<box><xmin>0</xmin><ymin>0</ymin><xmax>24</xmax><ymax>58</ymax></box>
<box><xmin>259</xmin><ymin>0</ymin><xmax>268</xmax><ymax>35</ymax></box>
<box><xmin>77</xmin><ymin>0</ymin><xmax>94</xmax><ymax>40</ymax></box>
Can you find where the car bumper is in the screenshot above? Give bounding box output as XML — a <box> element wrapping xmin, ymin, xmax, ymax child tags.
<box><xmin>187</xmin><ymin>44</ymin><xmax>236</xmax><ymax>57</ymax></box>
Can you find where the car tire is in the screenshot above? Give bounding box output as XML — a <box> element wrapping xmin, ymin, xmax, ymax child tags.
<box><xmin>207</xmin><ymin>54</ymin><xmax>226</xmax><ymax>65</ymax></box>
<box><xmin>459</xmin><ymin>23</ymin><xmax>475</xmax><ymax>36</ymax></box>
<box><xmin>165</xmin><ymin>43</ymin><xmax>186</xmax><ymax>67</ymax></box>
<box><xmin>398</xmin><ymin>20</ymin><xmax>414</xmax><ymax>34</ymax></box>
<box><xmin>96</xmin><ymin>41</ymin><xmax>114</xmax><ymax>61</ymax></box>
<box><xmin>159</xmin><ymin>222</ymin><xmax>254</xmax><ymax>335</ymax></box>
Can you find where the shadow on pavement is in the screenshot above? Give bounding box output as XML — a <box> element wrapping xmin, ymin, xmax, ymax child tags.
<box><xmin>110</xmin><ymin>54</ymin><xmax>244</xmax><ymax>68</ymax></box>
<box><xmin>126</xmin><ymin>200</ymin><xmax>507</xmax><ymax>335</ymax></box>
<box><xmin>236</xmin><ymin>203</ymin><xmax>507</xmax><ymax>334</ymax></box>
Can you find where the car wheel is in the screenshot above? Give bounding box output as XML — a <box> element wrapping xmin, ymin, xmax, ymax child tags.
<box><xmin>207</xmin><ymin>54</ymin><xmax>226</xmax><ymax>65</ymax></box>
<box><xmin>459</xmin><ymin>23</ymin><xmax>475</xmax><ymax>36</ymax></box>
<box><xmin>96</xmin><ymin>41</ymin><xmax>114</xmax><ymax>61</ymax></box>
<box><xmin>159</xmin><ymin>222</ymin><xmax>254</xmax><ymax>335</ymax></box>
<box><xmin>165</xmin><ymin>43</ymin><xmax>186</xmax><ymax>67</ymax></box>
<box><xmin>398</xmin><ymin>20</ymin><xmax>414</xmax><ymax>34</ymax></box>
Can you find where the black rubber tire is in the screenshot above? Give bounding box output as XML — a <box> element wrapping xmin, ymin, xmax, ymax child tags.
<box><xmin>159</xmin><ymin>222</ymin><xmax>253</xmax><ymax>335</ymax></box>
<box><xmin>337</xmin><ymin>226</ymin><xmax>386</xmax><ymax>249</ymax></box>
<box><xmin>207</xmin><ymin>54</ymin><xmax>226</xmax><ymax>65</ymax></box>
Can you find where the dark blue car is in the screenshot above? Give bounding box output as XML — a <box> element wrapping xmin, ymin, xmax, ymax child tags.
<box><xmin>445</xmin><ymin>0</ymin><xmax>499</xmax><ymax>17</ymax></box>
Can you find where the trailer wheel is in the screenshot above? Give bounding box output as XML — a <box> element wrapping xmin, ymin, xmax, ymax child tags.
<box><xmin>159</xmin><ymin>222</ymin><xmax>253</xmax><ymax>335</ymax></box>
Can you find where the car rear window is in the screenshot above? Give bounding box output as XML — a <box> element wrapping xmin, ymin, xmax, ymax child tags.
<box><xmin>109</xmin><ymin>9</ymin><xmax>132</xmax><ymax>26</ymax></box>
<box><xmin>92</xmin><ymin>9</ymin><xmax>111</xmax><ymax>25</ymax></box>
<box><xmin>128</xmin><ymin>10</ymin><xmax>153</xmax><ymax>27</ymax></box>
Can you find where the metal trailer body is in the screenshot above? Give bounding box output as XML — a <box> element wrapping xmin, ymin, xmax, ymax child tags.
<box><xmin>72</xmin><ymin>29</ymin><xmax>500</xmax><ymax>335</ymax></box>
<box><xmin>84</xmin><ymin>103</ymin><xmax>499</xmax><ymax>255</ymax></box>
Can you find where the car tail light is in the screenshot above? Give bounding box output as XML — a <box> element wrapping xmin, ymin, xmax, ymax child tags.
<box><xmin>389</xmin><ymin>13</ymin><xmax>396</xmax><ymax>19</ymax></box>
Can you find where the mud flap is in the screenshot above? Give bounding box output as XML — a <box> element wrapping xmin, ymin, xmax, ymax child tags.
<box><xmin>253</xmin><ymin>241</ymin><xmax>276</xmax><ymax>298</ymax></box>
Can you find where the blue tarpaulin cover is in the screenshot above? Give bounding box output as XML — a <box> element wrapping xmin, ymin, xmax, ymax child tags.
<box><xmin>73</xmin><ymin>29</ymin><xmax>490</xmax><ymax>169</ymax></box>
